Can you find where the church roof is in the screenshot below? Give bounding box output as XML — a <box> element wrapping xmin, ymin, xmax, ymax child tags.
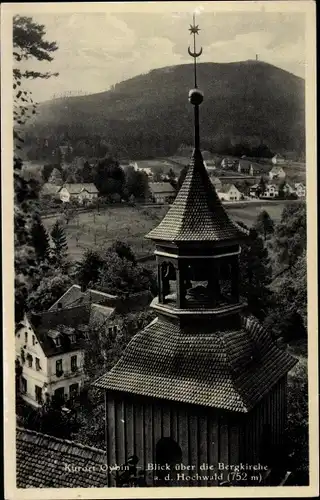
<box><xmin>146</xmin><ymin>148</ymin><xmax>247</xmax><ymax>243</ymax></box>
<box><xmin>16</xmin><ymin>427</ymin><xmax>108</xmax><ymax>487</ymax></box>
<box><xmin>94</xmin><ymin>315</ymin><xmax>297</xmax><ymax>413</ymax></box>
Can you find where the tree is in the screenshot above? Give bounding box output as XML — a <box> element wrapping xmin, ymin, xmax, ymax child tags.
<box><xmin>176</xmin><ymin>165</ymin><xmax>188</xmax><ymax>191</ymax></box>
<box><xmin>76</xmin><ymin>250</ymin><xmax>104</xmax><ymax>291</ymax></box>
<box><xmin>42</xmin><ymin>164</ymin><xmax>55</xmax><ymax>182</ymax></box>
<box><xmin>254</xmin><ymin>210</ymin><xmax>275</xmax><ymax>241</ymax></box>
<box><xmin>239</xmin><ymin>227</ymin><xmax>273</xmax><ymax>319</ymax></box>
<box><xmin>27</xmin><ymin>274</ymin><xmax>72</xmax><ymax>312</ymax></box>
<box><xmin>48</xmin><ymin>167</ymin><xmax>63</xmax><ymax>185</ymax></box>
<box><xmin>153</xmin><ymin>166</ymin><xmax>164</xmax><ymax>182</ymax></box>
<box><xmin>124</xmin><ymin>166</ymin><xmax>149</xmax><ymax>200</ymax></box>
<box><xmin>109</xmin><ymin>241</ymin><xmax>136</xmax><ymax>264</ymax></box>
<box><xmin>13</xmin><ymin>15</ymin><xmax>58</xmax><ymax>147</ymax></box>
<box><xmin>286</xmin><ymin>362</ymin><xmax>309</xmax><ymax>485</ymax></box>
<box><xmin>13</xmin><ymin>16</ymin><xmax>58</xmax><ymax>321</ymax></box>
<box><xmin>256</xmin><ymin>176</ymin><xmax>267</xmax><ymax>198</ymax></box>
<box><xmin>278</xmin><ymin>180</ymin><xmax>286</xmax><ymax>199</ymax></box>
<box><xmin>273</xmin><ymin>203</ymin><xmax>306</xmax><ymax>268</ymax></box>
<box><xmin>82</xmin><ymin>161</ymin><xmax>94</xmax><ymax>183</ymax></box>
<box><xmin>167</xmin><ymin>168</ymin><xmax>176</xmax><ymax>182</ymax></box>
<box><xmin>94</xmin><ymin>156</ymin><xmax>125</xmax><ymax>197</ymax></box>
<box><xmin>50</xmin><ymin>220</ymin><xmax>68</xmax><ymax>262</ymax></box>
<box><xmin>97</xmin><ymin>252</ymin><xmax>155</xmax><ymax>298</ymax></box>
<box><xmin>31</xmin><ymin>217</ymin><xmax>50</xmax><ymax>262</ymax></box>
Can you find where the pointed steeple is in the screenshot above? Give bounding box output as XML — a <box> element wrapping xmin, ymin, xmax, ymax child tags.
<box><xmin>147</xmin><ymin>15</ymin><xmax>247</xmax><ymax>244</ymax></box>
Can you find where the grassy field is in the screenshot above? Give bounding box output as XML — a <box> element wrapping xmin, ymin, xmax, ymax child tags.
<box><xmin>42</xmin><ymin>201</ymin><xmax>294</xmax><ymax>262</ymax></box>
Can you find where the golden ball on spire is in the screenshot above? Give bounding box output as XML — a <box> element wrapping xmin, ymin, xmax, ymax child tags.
<box><xmin>188</xmin><ymin>88</ymin><xmax>204</xmax><ymax>106</ymax></box>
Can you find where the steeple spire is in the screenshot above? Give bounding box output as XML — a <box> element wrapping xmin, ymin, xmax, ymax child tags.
<box><xmin>188</xmin><ymin>14</ymin><xmax>203</xmax><ymax>151</ymax></box>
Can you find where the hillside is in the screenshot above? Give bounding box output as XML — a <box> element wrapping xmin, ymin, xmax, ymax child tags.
<box><xmin>25</xmin><ymin>61</ymin><xmax>305</xmax><ymax>159</ymax></box>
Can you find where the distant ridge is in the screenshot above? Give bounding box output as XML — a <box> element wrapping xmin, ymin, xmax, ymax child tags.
<box><xmin>25</xmin><ymin>61</ymin><xmax>305</xmax><ymax>158</ymax></box>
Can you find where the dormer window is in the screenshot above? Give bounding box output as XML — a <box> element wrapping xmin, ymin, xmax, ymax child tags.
<box><xmin>70</xmin><ymin>334</ymin><xmax>76</xmax><ymax>343</ymax></box>
<box><xmin>55</xmin><ymin>337</ymin><xmax>61</xmax><ymax>347</ymax></box>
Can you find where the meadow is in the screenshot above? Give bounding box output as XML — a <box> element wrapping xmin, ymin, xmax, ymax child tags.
<box><xmin>42</xmin><ymin>201</ymin><xmax>295</xmax><ymax>262</ymax></box>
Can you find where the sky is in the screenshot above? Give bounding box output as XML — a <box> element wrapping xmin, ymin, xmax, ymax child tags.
<box><xmin>16</xmin><ymin>9</ymin><xmax>306</xmax><ymax>102</ymax></box>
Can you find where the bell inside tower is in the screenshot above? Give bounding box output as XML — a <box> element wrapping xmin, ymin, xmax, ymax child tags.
<box><xmin>157</xmin><ymin>250</ymin><xmax>240</xmax><ymax>310</ymax></box>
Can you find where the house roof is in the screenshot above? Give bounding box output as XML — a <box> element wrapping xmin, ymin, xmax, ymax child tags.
<box><xmin>41</xmin><ymin>183</ymin><xmax>61</xmax><ymax>196</ymax></box>
<box><xmin>270</xmin><ymin>166</ymin><xmax>285</xmax><ymax>173</ymax></box>
<box><xmin>49</xmin><ymin>285</ymin><xmax>118</xmax><ymax>311</ymax></box>
<box><xmin>16</xmin><ymin>427</ymin><xmax>108</xmax><ymax>488</ymax></box>
<box><xmin>218</xmin><ymin>183</ymin><xmax>238</xmax><ymax>194</ymax></box>
<box><xmin>26</xmin><ymin>307</ymin><xmax>89</xmax><ymax>357</ymax></box>
<box><xmin>146</xmin><ymin>149</ymin><xmax>248</xmax><ymax>243</ymax></box>
<box><xmin>94</xmin><ymin>315</ymin><xmax>297</xmax><ymax>413</ymax></box>
<box><xmin>60</xmin><ymin>183</ymin><xmax>98</xmax><ymax>194</ymax></box>
<box><xmin>149</xmin><ymin>182</ymin><xmax>176</xmax><ymax>194</ymax></box>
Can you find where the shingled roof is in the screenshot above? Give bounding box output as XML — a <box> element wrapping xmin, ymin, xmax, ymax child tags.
<box><xmin>146</xmin><ymin>148</ymin><xmax>247</xmax><ymax>242</ymax></box>
<box><xmin>16</xmin><ymin>427</ymin><xmax>108</xmax><ymax>488</ymax></box>
<box><xmin>94</xmin><ymin>315</ymin><xmax>297</xmax><ymax>413</ymax></box>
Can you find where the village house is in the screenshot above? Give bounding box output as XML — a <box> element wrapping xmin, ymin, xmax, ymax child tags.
<box><xmin>269</xmin><ymin>166</ymin><xmax>286</xmax><ymax>180</ymax></box>
<box><xmin>15</xmin><ymin>285</ymin><xmax>153</xmax><ymax>409</ymax></box>
<box><xmin>294</xmin><ymin>182</ymin><xmax>306</xmax><ymax>198</ymax></box>
<box><xmin>58</xmin><ymin>183</ymin><xmax>99</xmax><ymax>204</ymax></box>
<box><xmin>272</xmin><ymin>153</ymin><xmax>286</xmax><ymax>165</ymax></box>
<box><xmin>149</xmin><ymin>182</ymin><xmax>176</xmax><ymax>204</ymax></box>
<box><xmin>204</xmin><ymin>159</ymin><xmax>216</xmax><ymax>171</ymax></box>
<box><xmin>15</xmin><ymin>309</ymin><xmax>87</xmax><ymax>408</ymax></box>
<box><xmin>277</xmin><ymin>181</ymin><xmax>294</xmax><ymax>196</ymax></box>
<box><xmin>49</xmin><ymin>284</ymin><xmax>152</xmax><ymax>341</ymax></box>
<box><xmin>40</xmin><ymin>183</ymin><xmax>61</xmax><ymax>198</ymax></box>
<box><xmin>217</xmin><ymin>183</ymin><xmax>242</xmax><ymax>201</ymax></box>
<box><xmin>220</xmin><ymin>157</ymin><xmax>237</xmax><ymax>169</ymax></box>
<box><xmin>261</xmin><ymin>184</ymin><xmax>279</xmax><ymax>198</ymax></box>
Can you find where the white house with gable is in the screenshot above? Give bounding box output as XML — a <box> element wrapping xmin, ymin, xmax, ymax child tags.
<box><xmin>58</xmin><ymin>183</ymin><xmax>99</xmax><ymax>204</ymax></box>
<box><xmin>217</xmin><ymin>184</ymin><xmax>242</xmax><ymax>201</ymax></box>
<box><xmin>15</xmin><ymin>311</ymin><xmax>86</xmax><ymax>408</ymax></box>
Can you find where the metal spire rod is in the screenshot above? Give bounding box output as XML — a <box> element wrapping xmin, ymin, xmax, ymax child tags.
<box><xmin>188</xmin><ymin>14</ymin><xmax>203</xmax><ymax>151</ymax></box>
<box><xmin>188</xmin><ymin>13</ymin><xmax>202</xmax><ymax>88</ymax></box>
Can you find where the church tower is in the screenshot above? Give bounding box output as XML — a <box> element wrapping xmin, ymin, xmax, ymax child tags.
<box><xmin>94</xmin><ymin>16</ymin><xmax>297</xmax><ymax>487</ymax></box>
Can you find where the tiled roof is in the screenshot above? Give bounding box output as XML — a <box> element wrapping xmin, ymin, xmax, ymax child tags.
<box><xmin>94</xmin><ymin>314</ymin><xmax>297</xmax><ymax>412</ymax></box>
<box><xmin>218</xmin><ymin>183</ymin><xmax>238</xmax><ymax>194</ymax></box>
<box><xmin>60</xmin><ymin>183</ymin><xmax>98</xmax><ymax>194</ymax></box>
<box><xmin>16</xmin><ymin>427</ymin><xmax>108</xmax><ymax>488</ymax></box>
<box><xmin>27</xmin><ymin>307</ymin><xmax>89</xmax><ymax>357</ymax></box>
<box><xmin>149</xmin><ymin>182</ymin><xmax>176</xmax><ymax>194</ymax></box>
<box><xmin>40</xmin><ymin>183</ymin><xmax>61</xmax><ymax>196</ymax></box>
<box><xmin>146</xmin><ymin>149</ymin><xmax>248</xmax><ymax>242</ymax></box>
<box><xmin>49</xmin><ymin>285</ymin><xmax>118</xmax><ymax>311</ymax></box>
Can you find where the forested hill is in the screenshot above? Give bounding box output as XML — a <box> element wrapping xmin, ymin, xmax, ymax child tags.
<box><xmin>25</xmin><ymin>60</ymin><xmax>305</xmax><ymax>159</ymax></box>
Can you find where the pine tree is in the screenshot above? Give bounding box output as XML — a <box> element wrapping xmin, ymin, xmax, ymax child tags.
<box><xmin>239</xmin><ymin>227</ymin><xmax>273</xmax><ymax>319</ymax></box>
<box><xmin>31</xmin><ymin>217</ymin><xmax>50</xmax><ymax>261</ymax></box>
<box><xmin>254</xmin><ymin>210</ymin><xmax>275</xmax><ymax>241</ymax></box>
<box><xmin>50</xmin><ymin>220</ymin><xmax>68</xmax><ymax>262</ymax></box>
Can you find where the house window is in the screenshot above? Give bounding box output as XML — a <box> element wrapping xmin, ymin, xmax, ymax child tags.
<box><xmin>55</xmin><ymin>336</ymin><xmax>61</xmax><ymax>347</ymax></box>
<box><xmin>24</xmin><ymin>332</ymin><xmax>28</xmax><ymax>344</ymax></box>
<box><xmin>56</xmin><ymin>359</ymin><xmax>63</xmax><ymax>376</ymax></box>
<box><xmin>35</xmin><ymin>385</ymin><xmax>42</xmax><ymax>404</ymax></box>
<box><xmin>21</xmin><ymin>377</ymin><xmax>27</xmax><ymax>394</ymax></box>
<box><xmin>27</xmin><ymin>354</ymin><xmax>33</xmax><ymax>368</ymax></box>
<box><xmin>32</xmin><ymin>335</ymin><xmax>35</xmax><ymax>346</ymax></box>
<box><xmin>35</xmin><ymin>357</ymin><xmax>40</xmax><ymax>371</ymax></box>
<box><xmin>70</xmin><ymin>334</ymin><xmax>76</xmax><ymax>343</ymax></box>
<box><xmin>69</xmin><ymin>383</ymin><xmax>79</xmax><ymax>399</ymax></box>
<box><xmin>71</xmin><ymin>355</ymin><xmax>77</xmax><ymax>372</ymax></box>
